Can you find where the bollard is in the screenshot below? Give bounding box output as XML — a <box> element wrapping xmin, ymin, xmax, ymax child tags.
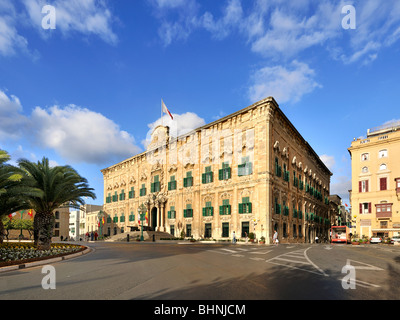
<box><xmin>127</xmin><ymin>234</ymin><xmax>130</xmax><ymax>242</ymax></box>
<box><xmin>153</xmin><ymin>234</ymin><xmax>155</xmax><ymax>242</ymax></box>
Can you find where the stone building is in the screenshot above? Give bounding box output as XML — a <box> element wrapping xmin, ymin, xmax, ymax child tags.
<box><xmin>349</xmin><ymin>121</ymin><xmax>400</xmax><ymax>240</ymax></box>
<box><xmin>101</xmin><ymin>97</ymin><xmax>332</xmax><ymax>244</ymax></box>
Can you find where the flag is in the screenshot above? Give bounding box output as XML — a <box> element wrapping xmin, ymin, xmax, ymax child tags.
<box><xmin>345</xmin><ymin>203</ymin><xmax>348</xmax><ymax>207</ymax></box>
<box><xmin>145</xmin><ymin>211</ymin><xmax>148</xmax><ymax>224</ymax></box>
<box><xmin>27</xmin><ymin>209</ymin><xmax>33</xmax><ymax>217</ymax></box>
<box><xmin>8</xmin><ymin>212</ymin><xmax>17</xmax><ymax>220</ymax></box>
<box><xmin>162</xmin><ymin>99</ymin><xmax>173</xmax><ymax>120</ymax></box>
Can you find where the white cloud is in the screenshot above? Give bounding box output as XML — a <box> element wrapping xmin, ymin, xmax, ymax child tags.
<box><xmin>150</xmin><ymin>0</ymin><xmax>400</xmax><ymax>67</ymax></box>
<box><xmin>143</xmin><ymin>112</ymin><xmax>206</xmax><ymax>147</ymax></box>
<box><xmin>320</xmin><ymin>154</ymin><xmax>335</xmax><ymax>171</ymax></box>
<box><xmin>0</xmin><ymin>1</ymin><xmax>30</xmax><ymax>56</ymax></box>
<box><xmin>0</xmin><ymin>89</ymin><xmax>141</xmax><ymax>165</ymax></box>
<box><xmin>0</xmin><ymin>90</ymin><xmax>29</xmax><ymax>140</ymax></box>
<box><xmin>30</xmin><ymin>104</ymin><xmax>140</xmax><ymax>165</ymax></box>
<box><xmin>330</xmin><ymin>175</ymin><xmax>352</xmax><ymax>201</ymax></box>
<box><xmin>22</xmin><ymin>0</ymin><xmax>118</xmax><ymax>45</ymax></box>
<box><xmin>248</xmin><ymin>60</ymin><xmax>322</xmax><ymax>104</ymax></box>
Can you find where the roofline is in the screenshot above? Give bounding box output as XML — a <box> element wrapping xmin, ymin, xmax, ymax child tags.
<box><xmin>102</xmin><ymin>96</ymin><xmax>332</xmax><ymax>176</ymax></box>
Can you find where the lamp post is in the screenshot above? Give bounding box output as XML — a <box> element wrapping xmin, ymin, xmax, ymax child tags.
<box><xmin>138</xmin><ymin>204</ymin><xmax>146</xmax><ymax>242</ymax></box>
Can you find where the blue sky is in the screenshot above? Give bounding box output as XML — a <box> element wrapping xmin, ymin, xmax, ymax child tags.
<box><xmin>1</xmin><ymin>0</ymin><xmax>400</xmax><ymax>207</ymax></box>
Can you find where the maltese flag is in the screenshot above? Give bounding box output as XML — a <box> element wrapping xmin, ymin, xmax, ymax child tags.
<box><xmin>162</xmin><ymin>99</ymin><xmax>173</xmax><ymax>120</ymax></box>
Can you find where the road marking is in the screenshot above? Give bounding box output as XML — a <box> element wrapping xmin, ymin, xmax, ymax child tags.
<box><xmin>266</xmin><ymin>247</ymin><xmax>328</xmax><ymax>277</ymax></box>
<box><xmin>249</xmin><ymin>250</ymin><xmax>272</xmax><ymax>255</ymax></box>
<box><xmin>346</xmin><ymin>259</ymin><xmax>384</xmax><ymax>271</ymax></box>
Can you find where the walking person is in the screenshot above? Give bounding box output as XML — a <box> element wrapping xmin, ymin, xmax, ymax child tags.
<box><xmin>273</xmin><ymin>230</ymin><xmax>278</xmax><ymax>245</ymax></box>
<box><xmin>232</xmin><ymin>231</ymin><xmax>236</xmax><ymax>244</ymax></box>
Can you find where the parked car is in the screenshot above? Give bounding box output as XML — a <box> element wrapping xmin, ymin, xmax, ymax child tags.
<box><xmin>390</xmin><ymin>236</ymin><xmax>400</xmax><ymax>244</ymax></box>
<box><xmin>370</xmin><ymin>236</ymin><xmax>382</xmax><ymax>244</ymax></box>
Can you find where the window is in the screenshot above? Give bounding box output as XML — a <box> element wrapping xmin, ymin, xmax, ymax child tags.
<box><xmin>183</xmin><ymin>204</ymin><xmax>193</xmax><ymax>218</ymax></box>
<box><xmin>183</xmin><ymin>171</ymin><xmax>193</xmax><ymax>187</ymax></box>
<box><xmin>151</xmin><ymin>175</ymin><xmax>160</xmax><ymax>193</ymax></box>
<box><xmin>275</xmin><ymin>157</ymin><xmax>282</xmax><ymax>177</ymax></box>
<box><xmin>379</xmin><ymin>164</ymin><xmax>387</xmax><ymax>171</ymax></box>
<box><xmin>186</xmin><ymin>224</ymin><xmax>192</xmax><ymax>237</ymax></box>
<box><xmin>219</xmin><ymin>162</ymin><xmax>231</xmax><ymax>180</ymax></box>
<box><xmin>203</xmin><ymin>201</ymin><xmax>214</xmax><ymax>216</ymax></box>
<box><xmin>119</xmin><ymin>189</ymin><xmax>126</xmax><ymax>201</ymax></box>
<box><xmin>120</xmin><ymin>213</ymin><xmax>125</xmax><ymax>223</ymax></box>
<box><xmin>283</xmin><ymin>163</ymin><xmax>289</xmax><ymax>182</ymax></box>
<box><xmin>361</xmin><ymin>153</ymin><xmax>369</xmax><ymax>161</ymax></box>
<box><xmin>202</xmin><ymin>166</ymin><xmax>214</xmax><ymax>184</ymax></box>
<box><xmin>380</xmin><ymin>177</ymin><xmax>387</xmax><ymax>191</ymax></box>
<box><xmin>396</xmin><ymin>178</ymin><xmax>400</xmax><ymax>192</ymax></box>
<box><xmin>220</xmin><ymin>199</ymin><xmax>231</xmax><ymax>215</ymax></box>
<box><xmin>379</xmin><ymin>149</ymin><xmax>388</xmax><ymax>158</ymax></box>
<box><xmin>140</xmin><ymin>184</ymin><xmax>146</xmax><ymax>196</ymax></box>
<box><xmin>168</xmin><ymin>206</ymin><xmax>176</xmax><ymax>219</ymax></box>
<box><xmin>222</xmin><ymin>222</ymin><xmax>229</xmax><ymax>238</ymax></box>
<box><xmin>106</xmin><ymin>193</ymin><xmax>112</xmax><ymax>203</ymax></box>
<box><xmin>113</xmin><ymin>215</ymin><xmax>118</xmax><ymax>223</ymax></box>
<box><xmin>128</xmin><ymin>187</ymin><xmax>135</xmax><ymax>199</ymax></box>
<box><xmin>112</xmin><ymin>191</ymin><xmax>118</xmax><ymax>202</ymax></box>
<box><xmin>239</xmin><ymin>197</ymin><xmax>252</xmax><ymax>214</ymax></box>
<box><xmin>238</xmin><ymin>156</ymin><xmax>253</xmax><ymax>176</ymax></box>
<box><xmin>359</xmin><ymin>180</ymin><xmax>369</xmax><ymax>192</ymax></box>
<box><xmin>376</xmin><ymin>203</ymin><xmax>392</xmax><ymax>214</ymax></box>
<box><xmin>168</xmin><ymin>176</ymin><xmax>177</xmax><ymax>191</ymax></box>
<box><xmin>359</xmin><ymin>202</ymin><xmax>371</xmax><ymax>214</ymax></box>
<box><xmin>362</xmin><ymin>166</ymin><xmax>368</xmax><ymax>173</ymax></box>
<box><xmin>129</xmin><ymin>212</ymin><xmax>135</xmax><ymax>222</ymax></box>
<box><xmin>274</xmin><ymin>197</ymin><xmax>281</xmax><ymax>214</ymax></box>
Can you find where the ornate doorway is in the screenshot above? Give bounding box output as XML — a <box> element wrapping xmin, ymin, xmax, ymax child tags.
<box><xmin>151</xmin><ymin>207</ymin><xmax>157</xmax><ymax>231</ymax></box>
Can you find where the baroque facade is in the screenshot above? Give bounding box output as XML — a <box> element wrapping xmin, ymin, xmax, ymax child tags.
<box><xmin>349</xmin><ymin>121</ymin><xmax>400</xmax><ymax>240</ymax></box>
<box><xmin>101</xmin><ymin>97</ymin><xmax>332</xmax><ymax>244</ymax></box>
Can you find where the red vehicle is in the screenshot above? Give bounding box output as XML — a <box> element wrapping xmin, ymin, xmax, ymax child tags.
<box><xmin>331</xmin><ymin>226</ymin><xmax>351</xmax><ymax>244</ymax></box>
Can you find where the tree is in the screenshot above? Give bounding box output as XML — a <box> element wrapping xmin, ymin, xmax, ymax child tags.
<box><xmin>0</xmin><ymin>150</ymin><xmax>37</xmax><ymax>243</ymax></box>
<box><xmin>18</xmin><ymin>157</ymin><xmax>96</xmax><ymax>250</ymax></box>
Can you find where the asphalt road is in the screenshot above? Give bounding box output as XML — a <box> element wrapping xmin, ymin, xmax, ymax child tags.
<box><xmin>1</xmin><ymin>241</ymin><xmax>400</xmax><ymax>301</ymax></box>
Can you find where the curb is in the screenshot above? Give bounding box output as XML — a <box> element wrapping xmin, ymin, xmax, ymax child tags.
<box><xmin>0</xmin><ymin>247</ymin><xmax>92</xmax><ymax>273</ymax></box>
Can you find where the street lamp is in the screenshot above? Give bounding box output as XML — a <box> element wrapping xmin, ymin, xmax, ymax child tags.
<box><xmin>138</xmin><ymin>204</ymin><xmax>147</xmax><ymax>242</ymax></box>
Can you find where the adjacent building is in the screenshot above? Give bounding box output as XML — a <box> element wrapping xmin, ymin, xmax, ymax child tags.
<box><xmin>348</xmin><ymin>121</ymin><xmax>400</xmax><ymax>240</ymax></box>
<box><xmin>101</xmin><ymin>97</ymin><xmax>332</xmax><ymax>244</ymax></box>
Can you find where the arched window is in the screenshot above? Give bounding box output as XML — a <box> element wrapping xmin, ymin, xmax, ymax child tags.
<box><xmin>379</xmin><ymin>149</ymin><xmax>388</xmax><ymax>158</ymax></box>
<box><xmin>379</xmin><ymin>163</ymin><xmax>387</xmax><ymax>171</ymax></box>
<box><xmin>362</xmin><ymin>166</ymin><xmax>368</xmax><ymax>173</ymax></box>
<box><xmin>361</xmin><ymin>153</ymin><xmax>369</xmax><ymax>161</ymax></box>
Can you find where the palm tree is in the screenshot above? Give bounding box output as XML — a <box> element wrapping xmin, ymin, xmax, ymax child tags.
<box><xmin>0</xmin><ymin>150</ymin><xmax>36</xmax><ymax>243</ymax></box>
<box><xmin>18</xmin><ymin>157</ymin><xmax>96</xmax><ymax>250</ymax></box>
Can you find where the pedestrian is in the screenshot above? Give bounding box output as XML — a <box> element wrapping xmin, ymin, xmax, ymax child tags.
<box><xmin>85</xmin><ymin>232</ymin><xmax>89</xmax><ymax>241</ymax></box>
<box><xmin>315</xmin><ymin>235</ymin><xmax>319</xmax><ymax>243</ymax></box>
<box><xmin>245</xmin><ymin>232</ymin><xmax>248</xmax><ymax>244</ymax></box>
<box><xmin>232</xmin><ymin>231</ymin><xmax>236</xmax><ymax>244</ymax></box>
<box><xmin>94</xmin><ymin>232</ymin><xmax>98</xmax><ymax>241</ymax></box>
<box><xmin>91</xmin><ymin>231</ymin><xmax>94</xmax><ymax>241</ymax></box>
<box><xmin>273</xmin><ymin>230</ymin><xmax>278</xmax><ymax>245</ymax></box>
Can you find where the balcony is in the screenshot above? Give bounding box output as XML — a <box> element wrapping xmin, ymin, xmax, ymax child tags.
<box><xmin>376</xmin><ymin>203</ymin><xmax>393</xmax><ymax>219</ymax></box>
<box><xmin>376</xmin><ymin>212</ymin><xmax>392</xmax><ymax>219</ymax></box>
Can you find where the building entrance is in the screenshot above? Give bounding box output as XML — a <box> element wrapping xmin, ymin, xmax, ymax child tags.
<box><xmin>151</xmin><ymin>207</ymin><xmax>157</xmax><ymax>231</ymax></box>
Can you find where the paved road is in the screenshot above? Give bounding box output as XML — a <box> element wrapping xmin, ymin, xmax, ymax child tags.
<box><xmin>1</xmin><ymin>242</ymin><xmax>400</xmax><ymax>300</ymax></box>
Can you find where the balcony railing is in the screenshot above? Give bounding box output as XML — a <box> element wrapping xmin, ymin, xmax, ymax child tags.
<box><xmin>376</xmin><ymin>212</ymin><xmax>392</xmax><ymax>219</ymax></box>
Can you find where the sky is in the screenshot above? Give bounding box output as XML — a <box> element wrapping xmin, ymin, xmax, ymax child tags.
<box><xmin>1</xmin><ymin>0</ymin><xmax>400</xmax><ymax>208</ymax></box>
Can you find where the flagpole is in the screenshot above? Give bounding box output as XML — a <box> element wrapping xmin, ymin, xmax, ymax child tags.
<box><xmin>161</xmin><ymin>99</ymin><xmax>163</xmax><ymax>127</ymax></box>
